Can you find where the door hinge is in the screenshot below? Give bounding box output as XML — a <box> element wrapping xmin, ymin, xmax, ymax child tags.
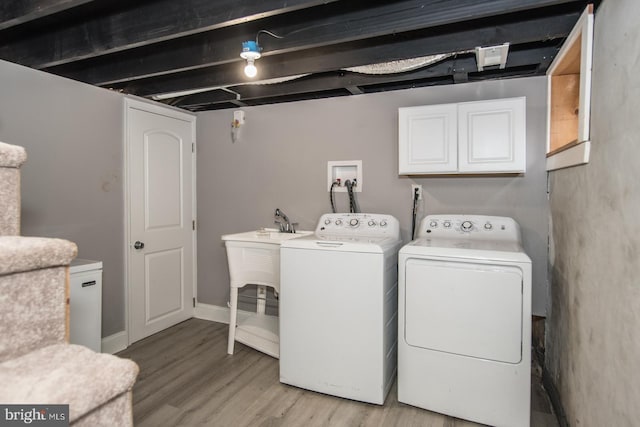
<box><xmin>192</xmin><ymin>220</ymin><xmax>196</xmax><ymax>230</ymax></box>
<box><xmin>193</xmin><ymin>297</ymin><xmax>196</xmax><ymax>308</ymax></box>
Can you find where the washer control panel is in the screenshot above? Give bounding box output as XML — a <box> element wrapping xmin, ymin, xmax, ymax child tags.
<box><xmin>317</xmin><ymin>213</ymin><xmax>400</xmax><ymax>238</ymax></box>
<box><xmin>417</xmin><ymin>214</ymin><xmax>521</xmax><ymax>242</ymax></box>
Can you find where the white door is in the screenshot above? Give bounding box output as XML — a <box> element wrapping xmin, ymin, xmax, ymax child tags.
<box><xmin>126</xmin><ymin>99</ymin><xmax>196</xmax><ymax>344</ymax></box>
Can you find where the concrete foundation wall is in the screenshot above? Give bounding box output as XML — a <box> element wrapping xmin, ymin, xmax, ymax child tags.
<box><xmin>547</xmin><ymin>0</ymin><xmax>640</xmax><ymax>424</ymax></box>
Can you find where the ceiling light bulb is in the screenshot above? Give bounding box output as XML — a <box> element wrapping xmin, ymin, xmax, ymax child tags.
<box><xmin>244</xmin><ymin>60</ymin><xmax>257</xmax><ymax>78</ymax></box>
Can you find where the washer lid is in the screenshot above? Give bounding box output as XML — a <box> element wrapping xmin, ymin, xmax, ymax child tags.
<box><xmin>281</xmin><ymin>233</ymin><xmax>400</xmax><ymax>254</ymax></box>
<box><xmin>400</xmin><ymin>237</ymin><xmax>531</xmax><ymax>263</ymax></box>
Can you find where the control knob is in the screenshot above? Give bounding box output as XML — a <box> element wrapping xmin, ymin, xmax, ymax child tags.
<box><xmin>380</xmin><ymin>220</ymin><xmax>387</xmax><ymax>227</ymax></box>
<box><xmin>349</xmin><ymin>218</ymin><xmax>359</xmax><ymax>227</ymax></box>
<box><xmin>324</xmin><ymin>219</ymin><xmax>331</xmax><ymax>225</ymax></box>
<box><xmin>335</xmin><ymin>219</ymin><xmax>342</xmax><ymax>226</ymax></box>
<box><xmin>368</xmin><ymin>220</ymin><xmax>376</xmax><ymax>227</ymax></box>
<box><xmin>484</xmin><ymin>222</ymin><xmax>493</xmax><ymax>230</ymax></box>
<box><xmin>443</xmin><ymin>221</ymin><xmax>451</xmax><ymax>228</ymax></box>
<box><xmin>461</xmin><ymin>220</ymin><xmax>473</xmax><ymax>231</ymax></box>
<box><xmin>429</xmin><ymin>220</ymin><xmax>438</xmax><ymax>228</ymax></box>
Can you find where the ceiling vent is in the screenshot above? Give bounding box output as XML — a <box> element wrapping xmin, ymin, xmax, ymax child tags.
<box><xmin>475</xmin><ymin>43</ymin><xmax>510</xmax><ymax>71</ymax></box>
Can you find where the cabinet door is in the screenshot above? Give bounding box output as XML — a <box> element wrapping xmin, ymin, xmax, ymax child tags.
<box><xmin>458</xmin><ymin>97</ymin><xmax>526</xmax><ymax>173</ymax></box>
<box><xmin>399</xmin><ymin>104</ymin><xmax>457</xmax><ymax>174</ymax></box>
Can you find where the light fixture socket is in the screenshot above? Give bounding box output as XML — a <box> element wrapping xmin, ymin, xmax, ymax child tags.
<box><xmin>241</xmin><ymin>40</ymin><xmax>262</xmax><ymax>61</ymax></box>
<box><xmin>241</xmin><ymin>40</ymin><xmax>261</xmax><ymax>78</ymax></box>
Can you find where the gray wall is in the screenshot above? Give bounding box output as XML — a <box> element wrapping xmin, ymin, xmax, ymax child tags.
<box><xmin>197</xmin><ymin>76</ymin><xmax>550</xmax><ymax>315</ymax></box>
<box><xmin>0</xmin><ymin>59</ymin><xmax>126</xmax><ymax>337</ymax></box>
<box><xmin>547</xmin><ymin>0</ymin><xmax>640</xmax><ymax>424</ymax></box>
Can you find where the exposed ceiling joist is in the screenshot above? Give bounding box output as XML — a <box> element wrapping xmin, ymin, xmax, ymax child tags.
<box><xmin>0</xmin><ymin>0</ymin><xmax>93</xmax><ymax>30</ymax></box>
<box><xmin>0</xmin><ymin>0</ymin><xmax>338</xmax><ymax>68</ymax></box>
<box><xmin>0</xmin><ymin>0</ymin><xmax>597</xmax><ymax>111</ymax></box>
<box><xmin>46</xmin><ymin>0</ymin><xmax>578</xmax><ymax>86</ymax></box>
<box><xmin>113</xmin><ymin>11</ymin><xmax>578</xmax><ymax>98</ymax></box>
<box><xmin>173</xmin><ymin>46</ymin><xmax>556</xmax><ymax>109</ymax></box>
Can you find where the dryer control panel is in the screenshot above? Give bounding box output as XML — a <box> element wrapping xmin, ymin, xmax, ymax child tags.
<box><xmin>317</xmin><ymin>213</ymin><xmax>400</xmax><ymax>238</ymax></box>
<box><xmin>417</xmin><ymin>214</ymin><xmax>521</xmax><ymax>242</ymax></box>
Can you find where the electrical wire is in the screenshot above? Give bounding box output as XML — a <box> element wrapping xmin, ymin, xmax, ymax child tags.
<box><xmin>256</xmin><ymin>30</ymin><xmax>284</xmax><ymax>44</ymax></box>
<box><xmin>411</xmin><ymin>187</ymin><xmax>420</xmax><ymax>240</ymax></box>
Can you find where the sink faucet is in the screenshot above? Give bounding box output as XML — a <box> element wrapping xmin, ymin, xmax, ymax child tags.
<box><xmin>274</xmin><ymin>208</ymin><xmax>297</xmax><ymax>233</ymax></box>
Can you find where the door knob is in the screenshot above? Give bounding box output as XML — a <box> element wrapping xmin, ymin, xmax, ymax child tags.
<box><xmin>134</xmin><ymin>241</ymin><xmax>145</xmax><ymax>250</ymax></box>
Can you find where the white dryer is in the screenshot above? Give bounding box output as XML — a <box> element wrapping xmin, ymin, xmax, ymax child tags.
<box><xmin>280</xmin><ymin>213</ymin><xmax>402</xmax><ymax>405</ymax></box>
<box><xmin>398</xmin><ymin>215</ymin><xmax>532</xmax><ymax>427</ymax></box>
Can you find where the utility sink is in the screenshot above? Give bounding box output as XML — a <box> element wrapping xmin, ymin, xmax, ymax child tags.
<box><xmin>221</xmin><ymin>228</ymin><xmax>312</xmax><ymax>291</ymax></box>
<box><xmin>221</xmin><ymin>228</ymin><xmax>313</xmax><ymax>244</ymax></box>
<box><xmin>221</xmin><ymin>228</ymin><xmax>311</xmax><ymax>358</ymax></box>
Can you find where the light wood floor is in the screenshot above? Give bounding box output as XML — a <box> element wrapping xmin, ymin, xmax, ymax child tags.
<box><xmin>118</xmin><ymin>318</ymin><xmax>558</xmax><ymax>427</ymax></box>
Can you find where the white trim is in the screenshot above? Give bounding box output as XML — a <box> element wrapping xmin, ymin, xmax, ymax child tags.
<box><xmin>122</xmin><ymin>100</ymin><xmax>131</xmax><ymax>347</ymax></box>
<box><xmin>101</xmin><ymin>331</ymin><xmax>128</xmax><ymax>354</ymax></box>
<box><xmin>191</xmin><ymin>121</ymin><xmax>198</xmax><ymax>310</ymax></box>
<box><xmin>545</xmin><ymin>75</ymin><xmax>552</xmax><ymax>154</ymax></box>
<box><xmin>194</xmin><ymin>303</ymin><xmax>237</xmax><ymax>324</ymax></box>
<box><xmin>124</xmin><ymin>94</ymin><xmax>197</xmax><ymax>120</ymax></box>
<box><xmin>546</xmin><ymin>141</ymin><xmax>591</xmax><ymax>171</ymax></box>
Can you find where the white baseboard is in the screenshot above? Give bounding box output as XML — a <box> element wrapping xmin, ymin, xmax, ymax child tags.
<box><xmin>101</xmin><ymin>331</ymin><xmax>128</xmax><ymax>354</ymax></box>
<box><xmin>193</xmin><ymin>302</ymin><xmax>232</xmax><ymax>324</ymax></box>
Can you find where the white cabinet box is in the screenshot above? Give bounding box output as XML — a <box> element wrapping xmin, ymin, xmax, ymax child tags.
<box><xmin>399</xmin><ymin>97</ymin><xmax>526</xmax><ymax>175</ymax></box>
<box><xmin>70</xmin><ymin>259</ymin><xmax>103</xmax><ymax>352</ymax></box>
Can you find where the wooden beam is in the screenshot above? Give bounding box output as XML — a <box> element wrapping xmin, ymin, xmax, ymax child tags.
<box><xmin>0</xmin><ymin>0</ymin><xmax>95</xmax><ymax>30</ymax></box>
<box><xmin>0</xmin><ymin>0</ymin><xmax>339</xmax><ymax>68</ymax></box>
<box><xmin>44</xmin><ymin>0</ymin><xmax>582</xmax><ymax>85</ymax></box>
<box><xmin>109</xmin><ymin>11</ymin><xmax>576</xmax><ymax>98</ymax></box>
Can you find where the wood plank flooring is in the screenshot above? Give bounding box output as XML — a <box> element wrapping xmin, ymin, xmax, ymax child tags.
<box><xmin>118</xmin><ymin>319</ymin><xmax>559</xmax><ymax>427</ymax></box>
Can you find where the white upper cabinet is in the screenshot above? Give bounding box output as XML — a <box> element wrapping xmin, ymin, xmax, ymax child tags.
<box><xmin>398</xmin><ymin>103</ymin><xmax>458</xmax><ymax>174</ymax></box>
<box><xmin>399</xmin><ymin>97</ymin><xmax>526</xmax><ymax>175</ymax></box>
<box><xmin>458</xmin><ymin>98</ymin><xmax>526</xmax><ymax>173</ymax></box>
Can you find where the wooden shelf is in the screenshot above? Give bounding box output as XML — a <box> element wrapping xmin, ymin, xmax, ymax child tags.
<box><xmin>546</xmin><ymin>4</ymin><xmax>594</xmax><ymax>171</ymax></box>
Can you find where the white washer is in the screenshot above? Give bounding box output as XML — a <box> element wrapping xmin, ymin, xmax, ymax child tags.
<box><xmin>280</xmin><ymin>213</ymin><xmax>402</xmax><ymax>405</ymax></box>
<box><xmin>398</xmin><ymin>215</ymin><xmax>532</xmax><ymax>427</ymax></box>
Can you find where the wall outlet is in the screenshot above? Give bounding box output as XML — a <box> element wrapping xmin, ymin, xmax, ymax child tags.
<box><xmin>411</xmin><ymin>184</ymin><xmax>423</xmax><ymax>200</ymax></box>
